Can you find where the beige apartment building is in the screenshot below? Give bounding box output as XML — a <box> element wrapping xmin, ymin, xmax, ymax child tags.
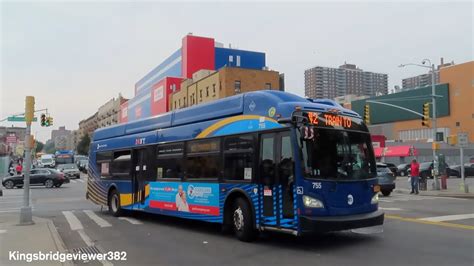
<box><xmin>171</xmin><ymin>67</ymin><xmax>280</xmax><ymax>110</ymax></box>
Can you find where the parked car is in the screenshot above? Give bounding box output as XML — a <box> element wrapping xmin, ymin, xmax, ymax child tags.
<box><xmin>384</xmin><ymin>162</ymin><xmax>398</xmax><ymax>175</ymax></box>
<box><xmin>397</xmin><ymin>163</ymin><xmax>410</xmax><ymax>176</ymax></box>
<box><xmin>376</xmin><ymin>163</ymin><xmax>396</xmax><ymax>196</ymax></box>
<box><xmin>56</xmin><ymin>163</ymin><xmax>81</xmax><ymax>179</ymax></box>
<box><xmin>409</xmin><ymin>162</ymin><xmax>459</xmax><ymax>179</ymax></box>
<box><xmin>449</xmin><ymin>164</ymin><xmax>474</xmax><ymax>178</ymax></box>
<box><xmin>2</xmin><ymin>168</ymin><xmax>69</xmax><ymax>189</ymax></box>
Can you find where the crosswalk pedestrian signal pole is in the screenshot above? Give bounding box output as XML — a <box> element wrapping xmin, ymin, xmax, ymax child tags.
<box><xmin>20</xmin><ymin>96</ymin><xmax>35</xmax><ymax>225</ymax></box>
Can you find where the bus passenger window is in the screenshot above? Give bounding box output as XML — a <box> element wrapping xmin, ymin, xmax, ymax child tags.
<box><xmin>223</xmin><ymin>135</ymin><xmax>254</xmax><ymax>181</ymax></box>
<box><xmin>156</xmin><ymin>143</ymin><xmax>184</xmax><ymax>180</ymax></box>
<box><xmin>186</xmin><ymin>139</ymin><xmax>221</xmax><ymax>179</ymax></box>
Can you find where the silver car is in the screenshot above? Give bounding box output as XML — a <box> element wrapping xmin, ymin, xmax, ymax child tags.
<box><xmin>57</xmin><ymin>164</ymin><xmax>81</xmax><ymax>179</ymax></box>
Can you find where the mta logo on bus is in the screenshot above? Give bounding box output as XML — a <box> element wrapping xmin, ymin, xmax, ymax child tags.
<box><xmin>135</xmin><ymin>138</ymin><xmax>146</xmax><ymax>145</ymax></box>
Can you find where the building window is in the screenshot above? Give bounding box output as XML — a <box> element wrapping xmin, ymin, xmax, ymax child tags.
<box><xmin>178</xmin><ymin>99</ymin><xmax>181</xmax><ymax>107</ymax></box>
<box><xmin>200</xmin><ymin>90</ymin><xmax>202</xmax><ymax>100</ymax></box>
<box><xmin>456</xmin><ymin>122</ymin><xmax>460</xmax><ymax>127</ymax></box>
<box><xmin>220</xmin><ymin>82</ymin><xmax>222</xmax><ymax>91</ymax></box>
<box><xmin>184</xmin><ymin>96</ymin><xmax>186</xmax><ymax>106</ymax></box>
<box><xmin>234</xmin><ymin>80</ymin><xmax>241</xmax><ymax>94</ymax></box>
<box><xmin>212</xmin><ymin>84</ymin><xmax>216</xmax><ymax>96</ymax></box>
<box><xmin>206</xmin><ymin>87</ymin><xmax>209</xmax><ymax>97</ymax></box>
<box><xmin>174</xmin><ymin>101</ymin><xmax>176</xmax><ymax>109</ymax></box>
<box><xmin>265</xmin><ymin>83</ymin><xmax>271</xmax><ymax>89</ymax></box>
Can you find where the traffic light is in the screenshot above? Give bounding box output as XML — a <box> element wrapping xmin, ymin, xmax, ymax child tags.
<box><xmin>25</xmin><ymin>96</ymin><xmax>35</xmax><ymax>124</ymax></box>
<box><xmin>363</xmin><ymin>104</ymin><xmax>370</xmax><ymax>125</ymax></box>
<box><xmin>47</xmin><ymin>116</ymin><xmax>53</xmax><ymax>127</ymax></box>
<box><xmin>422</xmin><ymin>102</ymin><xmax>430</xmax><ymax>127</ymax></box>
<box><xmin>40</xmin><ymin>114</ymin><xmax>46</xmax><ymax>126</ymax></box>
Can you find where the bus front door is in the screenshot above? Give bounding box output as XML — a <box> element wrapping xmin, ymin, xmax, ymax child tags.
<box><xmin>132</xmin><ymin>149</ymin><xmax>147</xmax><ymax>209</ymax></box>
<box><xmin>260</xmin><ymin>132</ymin><xmax>296</xmax><ymax>229</ymax></box>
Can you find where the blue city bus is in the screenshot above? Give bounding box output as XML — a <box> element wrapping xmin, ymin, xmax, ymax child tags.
<box><xmin>55</xmin><ymin>150</ymin><xmax>75</xmax><ymax>165</ymax></box>
<box><xmin>86</xmin><ymin>90</ymin><xmax>383</xmax><ymax>241</ymax></box>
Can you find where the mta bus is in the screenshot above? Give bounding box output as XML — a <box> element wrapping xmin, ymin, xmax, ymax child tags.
<box><xmin>55</xmin><ymin>150</ymin><xmax>74</xmax><ymax>165</ymax></box>
<box><xmin>86</xmin><ymin>90</ymin><xmax>383</xmax><ymax>241</ymax></box>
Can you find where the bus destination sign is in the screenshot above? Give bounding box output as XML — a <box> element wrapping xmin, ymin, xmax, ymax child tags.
<box><xmin>305</xmin><ymin>112</ymin><xmax>365</xmax><ymax>131</ymax></box>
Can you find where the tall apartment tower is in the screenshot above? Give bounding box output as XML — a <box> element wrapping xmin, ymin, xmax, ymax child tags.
<box><xmin>304</xmin><ymin>63</ymin><xmax>388</xmax><ymax>99</ymax></box>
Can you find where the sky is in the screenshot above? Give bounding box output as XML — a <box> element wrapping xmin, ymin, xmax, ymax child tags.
<box><xmin>1</xmin><ymin>1</ymin><xmax>472</xmax><ymax>142</ymax></box>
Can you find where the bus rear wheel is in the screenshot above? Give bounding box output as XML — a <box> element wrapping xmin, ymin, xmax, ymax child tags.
<box><xmin>108</xmin><ymin>189</ymin><xmax>123</xmax><ymax>217</ymax></box>
<box><xmin>232</xmin><ymin>198</ymin><xmax>257</xmax><ymax>242</ymax></box>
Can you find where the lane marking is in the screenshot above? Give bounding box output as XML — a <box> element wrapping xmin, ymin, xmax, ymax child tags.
<box><xmin>77</xmin><ymin>179</ymin><xmax>85</xmax><ymax>183</ymax></box>
<box><xmin>62</xmin><ymin>211</ymin><xmax>83</xmax><ymax>231</ymax></box>
<box><xmin>118</xmin><ymin>217</ymin><xmax>143</xmax><ymax>225</ymax></box>
<box><xmin>386</xmin><ymin>215</ymin><xmax>474</xmax><ymax>230</ymax></box>
<box><xmin>419</xmin><ymin>213</ymin><xmax>474</xmax><ymax>222</ymax></box>
<box><xmin>379</xmin><ymin>207</ymin><xmax>403</xmax><ymax>211</ymax></box>
<box><xmin>83</xmin><ymin>210</ymin><xmax>112</xmax><ymax>227</ymax></box>
<box><xmin>0</xmin><ymin>207</ymin><xmax>35</xmax><ymax>213</ymax></box>
<box><xmin>0</xmin><ymin>229</ymin><xmax>7</xmax><ymax>234</ymax></box>
<box><xmin>70</xmin><ymin>180</ymin><xmax>77</xmax><ymax>184</ymax></box>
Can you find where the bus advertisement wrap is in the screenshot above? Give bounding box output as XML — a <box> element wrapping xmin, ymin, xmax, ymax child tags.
<box><xmin>149</xmin><ymin>182</ymin><xmax>220</xmax><ymax>216</ymax></box>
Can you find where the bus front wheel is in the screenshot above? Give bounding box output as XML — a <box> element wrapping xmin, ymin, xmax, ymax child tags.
<box><xmin>108</xmin><ymin>189</ymin><xmax>123</xmax><ymax>217</ymax></box>
<box><xmin>232</xmin><ymin>198</ymin><xmax>257</xmax><ymax>242</ymax></box>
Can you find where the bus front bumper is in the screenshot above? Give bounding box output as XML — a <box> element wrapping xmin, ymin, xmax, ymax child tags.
<box><xmin>300</xmin><ymin>210</ymin><xmax>384</xmax><ymax>234</ymax></box>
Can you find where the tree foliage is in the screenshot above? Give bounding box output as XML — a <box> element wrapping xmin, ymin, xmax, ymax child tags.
<box><xmin>43</xmin><ymin>141</ymin><xmax>56</xmax><ymax>154</ymax></box>
<box><xmin>35</xmin><ymin>140</ymin><xmax>44</xmax><ymax>152</ymax></box>
<box><xmin>77</xmin><ymin>134</ymin><xmax>91</xmax><ymax>155</ymax></box>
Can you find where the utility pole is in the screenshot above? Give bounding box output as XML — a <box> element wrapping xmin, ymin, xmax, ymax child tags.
<box><xmin>19</xmin><ymin>96</ymin><xmax>35</xmax><ymax>225</ymax></box>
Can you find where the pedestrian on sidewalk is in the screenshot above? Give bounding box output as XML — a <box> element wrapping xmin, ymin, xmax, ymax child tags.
<box><xmin>410</xmin><ymin>159</ymin><xmax>420</xmax><ymax>194</ymax></box>
<box><xmin>15</xmin><ymin>161</ymin><xmax>23</xmax><ymax>175</ymax></box>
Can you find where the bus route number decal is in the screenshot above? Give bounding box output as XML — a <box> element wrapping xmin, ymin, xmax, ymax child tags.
<box><xmin>312</xmin><ymin>182</ymin><xmax>322</xmax><ymax>189</ymax></box>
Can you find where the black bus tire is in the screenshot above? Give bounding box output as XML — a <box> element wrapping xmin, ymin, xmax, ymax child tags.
<box><xmin>108</xmin><ymin>189</ymin><xmax>123</xmax><ymax>217</ymax></box>
<box><xmin>232</xmin><ymin>198</ymin><xmax>257</xmax><ymax>242</ymax></box>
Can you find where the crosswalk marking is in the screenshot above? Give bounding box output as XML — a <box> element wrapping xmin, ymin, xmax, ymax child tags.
<box><xmin>70</xmin><ymin>180</ymin><xmax>77</xmax><ymax>184</ymax></box>
<box><xmin>62</xmin><ymin>211</ymin><xmax>83</xmax><ymax>230</ymax></box>
<box><xmin>379</xmin><ymin>207</ymin><xmax>403</xmax><ymax>211</ymax></box>
<box><xmin>118</xmin><ymin>217</ymin><xmax>143</xmax><ymax>225</ymax></box>
<box><xmin>419</xmin><ymin>213</ymin><xmax>474</xmax><ymax>222</ymax></box>
<box><xmin>83</xmin><ymin>210</ymin><xmax>112</xmax><ymax>227</ymax></box>
<box><xmin>77</xmin><ymin>179</ymin><xmax>85</xmax><ymax>183</ymax></box>
<box><xmin>0</xmin><ymin>230</ymin><xmax>7</xmax><ymax>234</ymax></box>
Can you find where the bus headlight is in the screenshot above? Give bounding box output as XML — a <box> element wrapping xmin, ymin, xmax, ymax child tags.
<box><xmin>303</xmin><ymin>195</ymin><xmax>324</xmax><ymax>208</ymax></box>
<box><xmin>371</xmin><ymin>193</ymin><xmax>379</xmax><ymax>204</ymax></box>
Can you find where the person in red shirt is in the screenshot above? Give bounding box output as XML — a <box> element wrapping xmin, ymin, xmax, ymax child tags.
<box><xmin>410</xmin><ymin>159</ymin><xmax>420</xmax><ymax>194</ymax></box>
<box><xmin>15</xmin><ymin>163</ymin><xmax>23</xmax><ymax>175</ymax></box>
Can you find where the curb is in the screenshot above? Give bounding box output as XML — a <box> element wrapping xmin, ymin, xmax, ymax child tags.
<box><xmin>46</xmin><ymin>218</ymin><xmax>74</xmax><ymax>266</ymax></box>
<box><xmin>394</xmin><ymin>189</ymin><xmax>474</xmax><ymax>199</ymax></box>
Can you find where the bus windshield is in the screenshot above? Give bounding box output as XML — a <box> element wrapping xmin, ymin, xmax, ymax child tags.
<box><xmin>300</xmin><ymin>128</ymin><xmax>376</xmax><ymax>180</ymax></box>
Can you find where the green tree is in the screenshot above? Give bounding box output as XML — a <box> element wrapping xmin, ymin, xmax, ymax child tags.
<box><xmin>77</xmin><ymin>134</ymin><xmax>91</xmax><ymax>155</ymax></box>
<box><xmin>35</xmin><ymin>140</ymin><xmax>44</xmax><ymax>153</ymax></box>
<box><xmin>43</xmin><ymin>141</ymin><xmax>56</xmax><ymax>154</ymax></box>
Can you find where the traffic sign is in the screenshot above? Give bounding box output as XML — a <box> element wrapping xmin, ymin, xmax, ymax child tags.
<box><xmin>457</xmin><ymin>132</ymin><xmax>468</xmax><ymax>148</ymax></box>
<box><xmin>7</xmin><ymin>116</ymin><xmax>38</xmax><ymax>122</ymax></box>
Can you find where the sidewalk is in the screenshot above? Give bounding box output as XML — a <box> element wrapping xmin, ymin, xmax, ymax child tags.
<box><xmin>0</xmin><ymin>213</ymin><xmax>72</xmax><ymax>266</ymax></box>
<box><xmin>394</xmin><ymin>177</ymin><xmax>474</xmax><ymax>199</ymax></box>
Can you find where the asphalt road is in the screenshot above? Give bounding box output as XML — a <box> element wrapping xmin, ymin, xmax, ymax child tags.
<box><xmin>1</xmin><ymin>174</ymin><xmax>473</xmax><ymax>266</ymax></box>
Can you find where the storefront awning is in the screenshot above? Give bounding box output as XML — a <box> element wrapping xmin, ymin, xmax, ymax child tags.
<box><xmin>374</xmin><ymin>146</ymin><xmax>418</xmax><ymax>158</ymax></box>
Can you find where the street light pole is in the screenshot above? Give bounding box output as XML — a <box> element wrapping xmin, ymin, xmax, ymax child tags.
<box><xmin>429</xmin><ymin>61</ymin><xmax>440</xmax><ymax>190</ymax></box>
<box><xmin>399</xmin><ymin>59</ymin><xmax>440</xmax><ymax>190</ymax></box>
